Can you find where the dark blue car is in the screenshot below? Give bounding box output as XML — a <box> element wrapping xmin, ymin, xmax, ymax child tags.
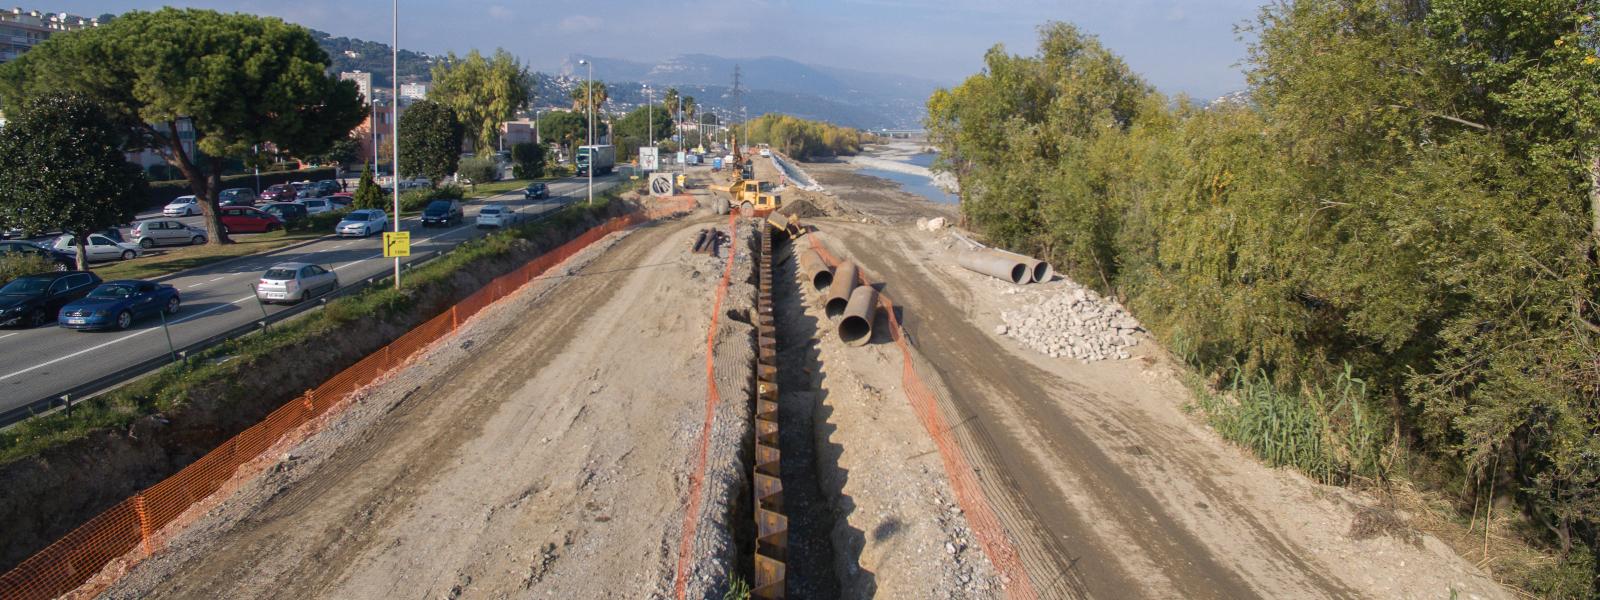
<box><xmin>58</xmin><ymin>280</ymin><xmax>181</xmax><ymax>331</ymax></box>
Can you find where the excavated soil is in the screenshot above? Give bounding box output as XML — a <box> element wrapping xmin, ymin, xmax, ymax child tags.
<box><xmin>96</xmin><ymin>213</ymin><xmax>758</xmax><ymax>600</ymax></box>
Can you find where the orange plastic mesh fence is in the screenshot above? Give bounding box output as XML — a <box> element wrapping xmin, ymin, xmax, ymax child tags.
<box><xmin>673</xmin><ymin>210</ymin><xmax>740</xmax><ymax>600</ymax></box>
<box><xmin>0</xmin><ymin>207</ymin><xmax>669</xmax><ymax>600</ymax></box>
<box><xmin>806</xmin><ymin>235</ymin><xmax>1039</xmax><ymax>600</ymax></box>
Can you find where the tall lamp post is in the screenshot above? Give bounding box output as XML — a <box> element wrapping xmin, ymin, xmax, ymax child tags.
<box><xmin>643</xmin><ymin>84</ymin><xmax>653</xmax><ymax>149</ymax></box>
<box><xmin>579</xmin><ymin>59</ymin><xmax>594</xmax><ymax>205</ymax></box>
<box><xmin>390</xmin><ymin>0</ymin><xmax>401</xmax><ymax>289</ymax></box>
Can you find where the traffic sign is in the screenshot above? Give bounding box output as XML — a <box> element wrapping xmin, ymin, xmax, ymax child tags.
<box><xmin>382</xmin><ymin>231</ymin><xmax>411</xmax><ymax>257</ymax></box>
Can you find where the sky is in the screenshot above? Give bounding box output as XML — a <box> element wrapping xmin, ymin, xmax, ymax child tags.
<box><xmin>59</xmin><ymin>0</ymin><xmax>1264</xmax><ymax>100</ymax></box>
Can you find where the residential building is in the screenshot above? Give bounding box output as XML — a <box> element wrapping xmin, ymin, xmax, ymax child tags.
<box><xmin>126</xmin><ymin>117</ymin><xmax>197</xmax><ymax>175</ymax></box>
<box><xmin>355</xmin><ymin>99</ymin><xmax>402</xmax><ymax>170</ymax></box>
<box><xmin>340</xmin><ymin>70</ymin><xmax>373</xmax><ymax>104</ymax></box>
<box><xmin>1</xmin><ymin>8</ymin><xmax>98</xmax><ymax>64</ymax></box>
<box><xmin>499</xmin><ymin>119</ymin><xmax>536</xmax><ymax>147</ymax></box>
<box><xmin>400</xmin><ymin>82</ymin><xmax>428</xmax><ymax>102</ymax></box>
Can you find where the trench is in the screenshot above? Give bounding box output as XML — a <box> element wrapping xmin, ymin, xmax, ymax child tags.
<box><xmin>764</xmin><ymin>230</ymin><xmax>846</xmax><ymax>598</ymax></box>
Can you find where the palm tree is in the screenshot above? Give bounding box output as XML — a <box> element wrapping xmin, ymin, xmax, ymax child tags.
<box><xmin>569</xmin><ymin>81</ymin><xmax>609</xmax><ymax>115</ymax></box>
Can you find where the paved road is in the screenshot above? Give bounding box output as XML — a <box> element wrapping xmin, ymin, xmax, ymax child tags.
<box><xmin>0</xmin><ymin>174</ymin><xmax>622</xmax><ymax>416</ymax></box>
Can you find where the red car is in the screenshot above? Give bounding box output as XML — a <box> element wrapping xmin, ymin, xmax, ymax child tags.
<box><xmin>219</xmin><ymin>206</ymin><xmax>283</xmax><ymax>233</ymax></box>
<box><xmin>260</xmin><ymin>183</ymin><xmax>299</xmax><ymax>202</ymax></box>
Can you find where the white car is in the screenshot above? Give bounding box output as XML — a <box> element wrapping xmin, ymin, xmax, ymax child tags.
<box><xmin>163</xmin><ymin>195</ymin><xmax>201</xmax><ymax>217</ymax></box>
<box><xmin>759</xmin><ymin>148</ymin><xmax>771</xmax><ymax>157</ymax></box>
<box><xmin>475</xmin><ymin>205</ymin><xmax>521</xmax><ymax>228</ymax></box>
<box><xmin>336</xmin><ymin>209</ymin><xmax>388</xmax><ymax>237</ymax></box>
<box><xmin>300</xmin><ymin>197</ymin><xmax>336</xmax><ymax>215</ymax></box>
<box><xmin>51</xmin><ymin>233</ymin><xmax>142</xmax><ymax>262</ymax></box>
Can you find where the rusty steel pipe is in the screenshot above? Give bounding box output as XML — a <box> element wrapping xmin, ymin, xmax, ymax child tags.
<box><xmin>957</xmin><ymin>249</ymin><xmax>1027</xmax><ymax>284</ymax></box>
<box><xmin>838</xmin><ymin>285</ymin><xmax>878</xmax><ymax>346</ymax></box>
<box><xmin>825</xmin><ymin>261</ymin><xmax>859</xmax><ymax>317</ymax></box>
<box><xmin>797</xmin><ymin>249</ymin><xmax>832</xmax><ymax>292</ymax></box>
<box><xmin>995</xmin><ymin>249</ymin><xmax>1053</xmax><ymax>283</ymax></box>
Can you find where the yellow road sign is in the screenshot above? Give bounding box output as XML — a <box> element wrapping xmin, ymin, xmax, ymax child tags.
<box><xmin>382</xmin><ymin>231</ymin><xmax>410</xmax><ymax>257</ymax></box>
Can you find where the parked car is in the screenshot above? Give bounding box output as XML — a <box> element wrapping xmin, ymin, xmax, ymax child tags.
<box><xmin>397</xmin><ymin>178</ymin><xmax>431</xmax><ymax>191</ymax></box>
<box><xmin>421</xmin><ymin>199</ymin><xmax>463</xmax><ymax>227</ymax></box>
<box><xmin>219</xmin><ymin>188</ymin><xmax>258</xmax><ymax>207</ymax></box>
<box><xmin>336</xmin><ymin>209</ymin><xmax>388</xmax><ymax>237</ymax></box>
<box><xmin>50</xmin><ymin>234</ymin><xmax>141</xmax><ymax>262</ymax></box>
<box><xmin>0</xmin><ymin>240</ymin><xmax>74</xmax><ymax>271</ymax></box>
<box><xmin>97</xmin><ymin>228</ymin><xmax>127</xmax><ymax>244</ymax></box>
<box><xmin>218</xmin><ymin>206</ymin><xmax>282</xmax><ymax>234</ymax></box>
<box><xmin>300</xmin><ymin>197</ymin><xmax>337</xmax><ymax>215</ymax></box>
<box><xmin>326</xmin><ymin>195</ymin><xmax>353</xmax><ymax>210</ymax></box>
<box><xmin>475</xmin><ymin>205</ymin><xmax>521</xmax><ymax>228</ymax></box>
<box><xmin>313</xmin><ymin>180</ymin><xmax>342</xmax><ymax>196</ymax></box>
<box><xmin>163</xmin><ymin>195</ymin><xmax>202</xmax><ymax>217</ymax></box>
<box><xmin>524</xmin><ymin>183</ymin><xmax>548</xmax><ymax>200</ymax></box>
<box><xmin>57</xmin><ymin>280</ymin><xmax>180</xmax><ymax>331</ymax></box>
<box><xmin>260</xmin><ymin>183</ymin><xmax>298</xmax><ymax>202</ymax></box>
<box><xmin>0</xmin><ymin>271</ymin><xmax>101</xmax><ymax>327</ymax></box>
<box><xmin>130</xmin><ymin>219</ymin><xmax>207</xmax><ymax>248</ymax></box>
<box><xmin>259</xmin><ymin>202</ymin><xmax>308</xmax><ymax>224</ymax></box>
<box><xmin>255</xmin><ymin>262</ymin><xmax>338</xmax><ymax>303</ymax></box>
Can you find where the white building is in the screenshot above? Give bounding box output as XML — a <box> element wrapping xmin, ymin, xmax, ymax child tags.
<box><xmin>0</xmin><ymin>7</ymin><xmax>99</xmax><ymax>64</ymax></box>
<box><xmin>340</xmin><ymin>71</ymin><xmax>373</xmax><ymax>104</ymax></box>
<box><xmin>400</xmin><ymin>82</ymin><xmax>428</xmax><ymax>102</ymax></box>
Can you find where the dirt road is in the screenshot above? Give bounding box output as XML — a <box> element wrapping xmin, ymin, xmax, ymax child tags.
<box><xmin>772</xmin><ymin>152</ymin><xmax>1510</xmax><ymax>600</ymax></box>
<box><xmin>100</xmin><ymin>213</ymin><xmax>756</xmax><ymax>600</ymax></box>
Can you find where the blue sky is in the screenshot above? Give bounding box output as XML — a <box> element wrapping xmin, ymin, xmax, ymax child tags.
<box><xmin>61</xmin><ymin>0</ymin><xmax>1262</xmax><ymax>99</ymax></box>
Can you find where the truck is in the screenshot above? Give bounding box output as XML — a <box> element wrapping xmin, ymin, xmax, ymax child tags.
<box><xmin>726</xmin><ymin>178</ymin><xmax>781</xmax><ymax>212</ymax></box>
<box><xmin>575</xmin><ymin>144</ymin><xmax>615</xmax><ymax>176</ymax></box>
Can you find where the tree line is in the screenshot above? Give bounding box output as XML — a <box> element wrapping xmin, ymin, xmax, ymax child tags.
<box><xmin>928</xmin><ymin>3</ymin><xmax>1598</xmax><ymax>593</ymax></box>
<box><xmin>743</xmin><ymin>113</ymin><xmax>865</xmax><ymax>159</ymax></box>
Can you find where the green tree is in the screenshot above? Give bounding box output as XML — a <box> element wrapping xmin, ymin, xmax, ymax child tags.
<box><xmin>613</xmin><ymin>104</ymin><xmax>675</xmax><ymax>160</ymax></box>
<box><xmin>352</xmin><ymin>164</ymin><xmax>385</xmax><ymax>210</ymax></box>
<box><xmin>569</xmin><ymin>80</ymin><xmax>609</xmax><ymax>120</ymax></box>
<box><xmin>511</xmin><ymin>142</ymin><xmax>546</xmax><ymax>179</ymax></box>
<box><xmin>398</xmin><ymin>99</ymin><xmax>463</xmax><ymax>185</ymax></box>
<box><xmin>0</xmin><ymin>8</ymin><xmax>365</xmax><ymax>245</ymax></box>
<box><xmin>456</xmin><ymin>157</ymin><xmax>499</xmax><ymax>189</ymax></box>
<box><xmin>538</xmin><ymin>109</ymin><xmax>607</xmax><ymax>155</ymax></box>
<box><xmin>0</xmin><ymin>93</ymin><xmax>146</xmax><ymax>271</ymax></box>
<box><xmin>315</xmin><ymin>137</ymin><xmax>363</xmax><ymax>167</ymax></box>
<box><xmin>430</xmin><ymin>49</ymin><xmax>533</xmax><ymax>154</ymax></box>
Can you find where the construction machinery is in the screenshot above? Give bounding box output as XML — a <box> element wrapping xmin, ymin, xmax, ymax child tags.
<box><xmin>727</xmin><ymin>178</ymin><xmax>782</xmax><ymax>212</ymax></box>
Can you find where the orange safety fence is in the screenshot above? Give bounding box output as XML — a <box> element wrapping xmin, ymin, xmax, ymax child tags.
<box><xmin>0</xmin><ymin>199</ymin><xmax>695</xmax><ymax>600</ymax></box>
<box><xmin>673</xmin><ymin>210</ymin><xmax>741</xmax><ymax>600</ymax></box>
<box><xmin>806</xmin><ymin>235</ymin><xmax>1040</xmax><ymax>600</ymax></box>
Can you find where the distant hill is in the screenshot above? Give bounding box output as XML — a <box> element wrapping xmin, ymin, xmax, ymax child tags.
<box><xmin>563</xmin><ymin>53</ymin><xmax>935</xmax><ymax>129</ymax></box>
<box><xmin>308</xmin><ymin>30</ymin><xmax>931</xmax><ymax>128</ymax></box>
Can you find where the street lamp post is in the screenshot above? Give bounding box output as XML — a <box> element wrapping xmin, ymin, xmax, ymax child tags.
<box><xmin>391</xmin><ymin>0</ymin><xmax>401</xmax><ymax>289</ymax></box>
<box><xmin>579</xmin><ymin>59</ymin><xmax>594</xmax><ymax>205</ymax></box>
<box><xmin>644</xmin><ymin>84</ymin><xmax>653</xmax><ymax>149</ymax></box>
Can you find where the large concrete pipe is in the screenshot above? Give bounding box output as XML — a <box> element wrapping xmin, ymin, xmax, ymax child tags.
<box><xmin>825</xmin><ymin>261</ymin><xmax>860</xmax><ymax>317</ymax></box>
<box><xmin>995</xmin><ymin>249</ymin><xmax>1054</xmax><ymax>283</ymax></box>
<box><xmin>957</xmin><ymin>249</ymin><xmax>1028</xmax><ymax>284</ymax></box>
<box><xmin>838</xmin><ymin>285</ymin><xmax>879</xmax><ymax>346</ymax></box>
<box><xmin>797</xmin><ymin>249</ymin><xmax>833</xmax><ymax>292</ymax></box>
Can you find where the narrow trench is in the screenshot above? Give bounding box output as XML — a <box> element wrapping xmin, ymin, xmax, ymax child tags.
<box><xmin>768</xmin><ymin>235</ymin><xmax>844</xmax><ymax>598</ymax></box>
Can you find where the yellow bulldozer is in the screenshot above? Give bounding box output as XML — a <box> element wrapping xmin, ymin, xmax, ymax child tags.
<box><xmin>726</xmin><ymin>177</ymin><xmax>781</xmax><ymax>212</ymax></box>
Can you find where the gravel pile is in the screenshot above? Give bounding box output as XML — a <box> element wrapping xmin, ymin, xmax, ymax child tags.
<box><xmin>997</xmin><ymin>282</ymin><xmax>1143</xmax><ymax>361</ymax></box>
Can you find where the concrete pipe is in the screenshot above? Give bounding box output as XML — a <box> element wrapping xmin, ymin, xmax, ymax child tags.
<box><xmin>838</xmin><ymin>285</ymin><xmax>879</xmax><ymax>347</ymax></box>
<box><xmin>797</xmin><ymin>249</ymin><xmax>833</xmax><ymax>292</ymax></box>
<box><xmin>957</xmin><ymin>249</ymin><xmax>1027</xmax><ymax>284</ymax></box>
<box><xmin>825</xmin><ymin>261</ymin><xmax>859</xmax><ymax>317</ymax></box>
<box><xmin>995</xmin><ymin>249</ymin><xmax>1053</xmax><ymax>283</ymax></box>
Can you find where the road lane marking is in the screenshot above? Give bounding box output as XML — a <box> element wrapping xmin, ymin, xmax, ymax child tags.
<box><xmin>0</xmin><ymin>332</ymin><xmax>18</xmax><ymax>340</ymax></box>
<box><xmin>0</xmin><ymin>293</ymin><xmax>257</xmax><ymax>383</ymax></box>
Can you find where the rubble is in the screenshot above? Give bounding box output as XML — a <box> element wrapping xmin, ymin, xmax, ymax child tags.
<box><xmin>997</xmin><ymin>280</ymin><xmax>1143</xmax><ymax>362</ymax></box>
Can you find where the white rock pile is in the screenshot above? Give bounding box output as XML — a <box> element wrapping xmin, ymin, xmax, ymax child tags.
<box><xmin>997</xmin><ymin>282</ymin><xmax>1143</xmax><ymax>361</ymax></box>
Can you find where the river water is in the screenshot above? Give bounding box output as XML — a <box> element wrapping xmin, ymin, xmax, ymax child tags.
<box><xmin>854</xmin><ymin>151</ymin><xmax>958</xmax><ymax>204</ymax></box>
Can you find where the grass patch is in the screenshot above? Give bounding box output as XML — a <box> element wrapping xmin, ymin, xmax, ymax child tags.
<box><xmin>0</xmin><ymin>187</ymin><xmax>627</xmax><ymax>464</ymax></box>
<box><xmin>91</xmin><ymin>229</ymin><xmax>326</xmax><ymax>281</ymax></box>
<box><xmin>462</xmin><ymin>178</ymin><xmax>536</xmax><ymax>200</ymax></box>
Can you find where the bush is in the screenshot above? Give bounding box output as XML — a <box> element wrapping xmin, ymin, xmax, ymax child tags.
<box><xmin>399</xmin><ymin>183</ymin><xmax>466</xmax><ymax>212</ymax></box>
<box><xmin>287</xmin><ymin>209</ymin><xmax>350</xmax><ymax>234</ymax></box>
<box><xmin>511</xmin><ymin>142</ymin><xmax>546</xmax><ymax>179</ymax></box>
<box><xmin>352</xmin><ymin>165</ymin><xmax>384</xmax><ymax>210</ymax></box>
<box><xmin>0</xmin><ymin>253</ymin><xmax>60</xmax><ymax>285</ymax></box>
<box><xmin>456</xmin><ymin>157</ymin><xmax>499</xmax><ymax>185</ymax></box>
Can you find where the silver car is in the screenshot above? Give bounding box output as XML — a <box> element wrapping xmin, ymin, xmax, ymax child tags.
<box><xmin>130</xmin><ymin>219</ymin><xmax>207</xmax><ymax>248</ymax></box>
<box><xmin>255</xmin><ymin>262</ymin><xmax>338</xmax><ymax>304</ymax></box>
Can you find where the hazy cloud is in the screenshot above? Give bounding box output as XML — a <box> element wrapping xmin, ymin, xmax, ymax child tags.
<box><xmin>559</xmin><ymin>15</ymin><xmax>603</xmax><ymax>33</ymax></box>
<box><xmin>488</xmin><ymin>5</ymin><xmax>513</xmax><ymax>20</ymax></box>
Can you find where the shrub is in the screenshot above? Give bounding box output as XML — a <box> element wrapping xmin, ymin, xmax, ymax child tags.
<box><xmin>456</xmin><ymin>156</ymin><xmax>499</xmax><ymax>185</ymax></box>
<box><xmin>0</xmin><ymin>253</ymin><xmax>60</xmax><ymax>285</ymax></box>
<box><xmin>511</xmin><ymin>142</ymin><xmax>546</xmax><ymax>179</ymax></box>
<box><xmin>399</xmin><ymin>183</ymin><xmax>466</xmax><ymax>212</ymax></box>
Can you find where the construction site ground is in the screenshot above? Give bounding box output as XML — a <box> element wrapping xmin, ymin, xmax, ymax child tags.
<box><xmin>82</xmin><ymin>156</ymin><xmax>1512</xmax><ymax>600</ymax></box>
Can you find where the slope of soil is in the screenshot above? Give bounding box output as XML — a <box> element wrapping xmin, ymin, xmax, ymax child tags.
<box><xmin>809</xmin><ymin>219</ymin><xmax>1510</xmax><ymax>600</ymax></box>
<box><xmin>97</xmin><ymin>213</ymin><xmax>757</xmax><ymax>599</ymax></box>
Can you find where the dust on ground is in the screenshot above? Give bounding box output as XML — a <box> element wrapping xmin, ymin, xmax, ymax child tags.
<box><xmin>97</xmin><ymin>211</ymin><xmax>758</xmax><ymax>600</ymax></box>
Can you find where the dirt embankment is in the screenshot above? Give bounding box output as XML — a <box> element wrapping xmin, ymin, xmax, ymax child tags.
<box><xmin>97</xmin><ymin>211</ymin><xmax>760</xmax><ymax>599</ymax></box>
<box><xmin>0</xmin><ymin>201</ymin><xmax>635</xmax><ymax>574</ymax></box>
